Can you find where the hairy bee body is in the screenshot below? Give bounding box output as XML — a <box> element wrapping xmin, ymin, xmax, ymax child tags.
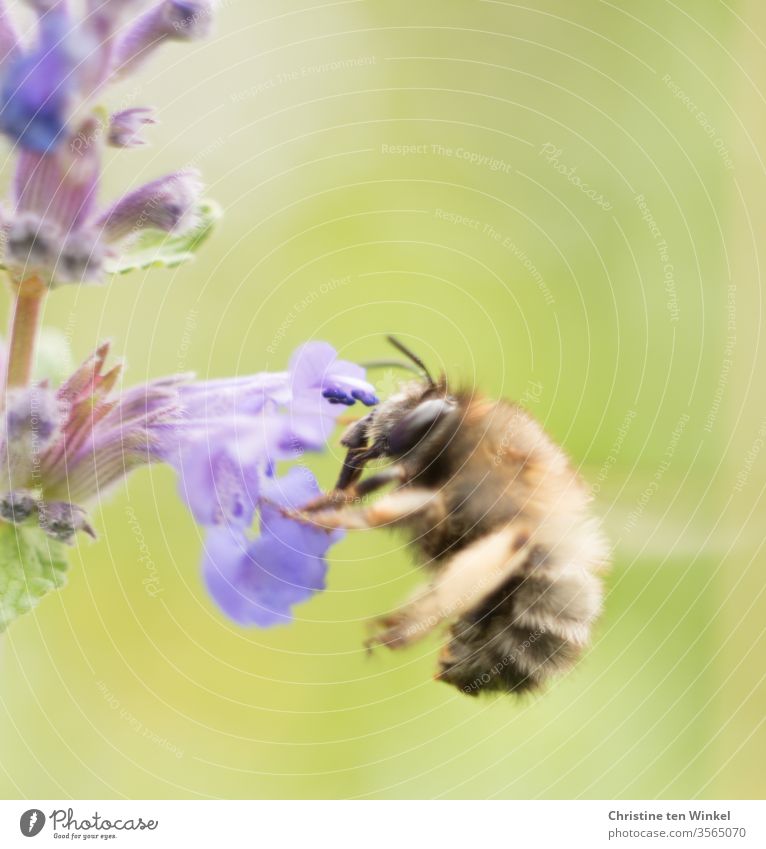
<box><xmin>301</xmin><ymin>354</ymin><xmax>609</xmax><ymax>698</ymax></box>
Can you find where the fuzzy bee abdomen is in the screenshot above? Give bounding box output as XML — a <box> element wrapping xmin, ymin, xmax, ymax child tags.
<box><xmin>437</xmin><ymin>561</ymin><xmax>603</xmax><ymax>696</ymax></box>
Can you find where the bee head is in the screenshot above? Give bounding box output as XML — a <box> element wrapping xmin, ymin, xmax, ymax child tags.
<box><xmin>341</xmin><ymin>337</ymin><xmax>457</xmax><ymax>463</ymax></box>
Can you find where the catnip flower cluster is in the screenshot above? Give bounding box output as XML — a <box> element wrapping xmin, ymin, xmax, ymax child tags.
<box><xmin>0</xmin><ymin>1</ymin><xmax>378</xmax><ymax>629</ymax></box>
<box><xmin>168</xmin><ymin>342</ymin><xmax>377</xmax><ymax>625</ymax></box>
<box><xmin>1</xmin><ymin>339</ymin><xmax>377</xmax><ymax>624</ymax></box>
<box><xmin>0</xmin><ymin>0</ymin><xmax>210</xmax><ymax>286</ymax></box>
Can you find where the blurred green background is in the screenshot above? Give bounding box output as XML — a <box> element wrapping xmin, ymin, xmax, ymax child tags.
<box><xmin>1</xmin><ymin>0</ymin><xmax>765</xmax><ymax>799</ymax></box>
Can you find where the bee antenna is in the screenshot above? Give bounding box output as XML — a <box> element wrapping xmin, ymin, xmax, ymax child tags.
<box><xmin>386</xmin><ymin>336</ymin><xmax>435</xmax><ymax>386</ymax></box>
<box><xmin>360</xmin><ymin>358</ymin><xmax>422</xmax><ymax>376</ymax></box>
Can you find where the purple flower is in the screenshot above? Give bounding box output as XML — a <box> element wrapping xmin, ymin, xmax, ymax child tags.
<box><xmin>0</xmin><ymin>0</ymin><xmax>214</xmax><ymax>287</ymax></box>
<box><xmin>0</xmin><ymin>3</ymin><xmax>20</xmax><ymax>70</ymax></box>
<box><xmin>0</xmin><ymin>338</ymin><xmax>377</xmax><ymax>623</ymax></box>
<box><xmin>114</xmin><ymin>1</ymin><xmax>216</xmax><ymax>77</ymax></box>
<box><xmin>203</xmin><ymin>469</ymin><xmax>342</xmax><ymax>627</ymax></box>
<box><xmin>98</xmin><ymin>170</ymin><xmax>202</xmax><ymax>241</ymax></box>
<box><xmin>0</xmin><ymin>4</ymin><xmax>76</xmax><ymax>152</ymax></box>
<box><xmin>160</xmin><ymin>341</ymin><xmax>377</xmax><ymax>625</ymax></box>
<box><xmin>0</xmin><ymin>340</ymin><xmax>181</xmax><ymax>543</ymax></box>
<box><xmin>162</xmin><ymin>342</ymin><xmax>377</xmax><ymax>527</ymax></box>
<box><xmin>291</xmin><ymin>341</ymin><xmax>380</xmax><ymax>406</ymax></box>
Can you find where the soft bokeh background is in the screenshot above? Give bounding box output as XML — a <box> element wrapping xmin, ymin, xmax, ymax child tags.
<box><xmin>1</xmin><ymin>0</ymin><xmax>765</xmax><ymax>799</ymax></box>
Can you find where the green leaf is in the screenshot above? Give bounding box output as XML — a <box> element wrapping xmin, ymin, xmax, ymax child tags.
<box><xmin>104</xmin><ymin>198</ymin><xmax>222</xmax><ymax>275</ymax></box>
<box><xmin>0</xmin><ymin>524</ymin><xmax>70</xmax><ymax>631</ymax></box>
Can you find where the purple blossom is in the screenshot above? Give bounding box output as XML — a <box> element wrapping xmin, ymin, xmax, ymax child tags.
<box><xmin>203</xmin><ymin>469</ymin><xmax>342</xmax><ymax>627</ymax></box>
<box><xmin>291</xmin><ymin>341</ymin><xmax>379</xmax><ymax>406</ymax></box>
<box><xmin>0</xmin><ymin>0</ymin><xmax>214</xmax><ymax>287</ymax></box>
<box><xmin>113</xmin><ymin>1</ymin><xmax>216</xmax><ymax>76</ymax></box>
<box><xmin>0</xmin><ymin>3</ymin><xmax>20</xmax><ymax>70</ymax></box>
<box><xmin>158</xmin><ymin>341</ymin><xmax>378</xmax><ymax>625</ymax></box>
<box><xmin>98</xmin><ymin>170</ymin><xmax>202</xmax><ymax>241</ymax></box>
<box><xmin>0</xmin><ymin>339</ymin><xmax>377</xmax><ymax>623</ymax></box>
<box><xmin>0</xmin><ymin>2</ymin><xmax>377</xmax><ymax>635</ymax></box>
<box><xmin>0</xmin><ymin>4</ymin><xmax>76</xmax><ymax>153</ymax></box>
<box><xmin>0</xmin><ymin>340</ymin><xmax>180</xmax><ymax>542</ymax></box>
<box><xmin>162</xmin><ymin>342</ymin><xmax>377</xmax><ymax>526</ymax></box>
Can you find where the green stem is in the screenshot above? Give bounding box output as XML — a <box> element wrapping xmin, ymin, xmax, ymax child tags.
<box><xmin>4</xmin><ymin>276</ymin><xmax>46</xmax><ymax>393</ymax></box>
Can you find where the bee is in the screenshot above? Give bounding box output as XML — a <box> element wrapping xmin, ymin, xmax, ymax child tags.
<box><xmin>294</xmin><ymin>337</ymin><xmax>609</xmax><ymax>697</ymax></box>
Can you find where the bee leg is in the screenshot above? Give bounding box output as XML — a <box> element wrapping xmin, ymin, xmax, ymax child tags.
<box><xmin>333</xmin><ymin>418</ymin><xmax>384</xmax><ymax>491</ymax></box>
<box><xmin>434</xmin><ymin>643</ymin><xmax>458</xmax><ymax>681</ymax></box>
<box><xmin>296</xmin><ymin>488</ymin><xmax>361</xmax><ymax>513</ymax></box>
<box><xmin>299</xmin><ymin>465</ymin><xmax>406</xmax><ymax>514</ymax></box>
<box><xmin>367</xmin><ymin>524</ymin><xmax>532</xmax><ymax>650</ymax></box>
<box><xmin>353</xmin><ymin>465</ymin><xmax>407</xmax><ymax>497</ymax></box>
<box><xmin>291</xmin><ymin>487</ymin><xmax>442</xmax><ymax>531</ymax></box>
<box><xmin>332</xmin><ymin>445</ymin><xmax>373</xmax><ymax>492</ymax></box>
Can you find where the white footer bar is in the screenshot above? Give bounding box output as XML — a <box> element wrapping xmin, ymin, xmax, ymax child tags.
<box><xmin>1</xmin><ymin>800</ymin><xmax>764</xmax><ymax>848</ymax></box>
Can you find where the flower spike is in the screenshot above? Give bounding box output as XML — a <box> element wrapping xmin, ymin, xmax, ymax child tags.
<box><xmin>0</xmin><ymin>1</ymin><xmax>217</xmax><ymax>287</ymax></box>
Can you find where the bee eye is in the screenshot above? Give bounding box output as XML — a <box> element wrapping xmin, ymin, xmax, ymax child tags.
<box><xmin>388</xmin><ymin>398</ymin><xmax>456</xmax><ymax>455</ymax></box>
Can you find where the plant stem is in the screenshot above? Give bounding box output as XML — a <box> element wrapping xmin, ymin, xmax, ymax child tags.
<box><xmin>4</xmin><ymin>276</ymin><xmax>46</xmax><ymax>393</ymax></box>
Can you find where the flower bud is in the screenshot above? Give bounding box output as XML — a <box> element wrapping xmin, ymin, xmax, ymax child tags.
<box><xmin>0</xmin><ymin>490</ymin><xmax>38</xmax><ymax>524</ymax></box>
<box><xmin>164</xmin><ymin>0</ymin><xmax>215</xmax><ymax>39</ymax></box>
<box><xmin>113</xmin><ymin>1</ymin><xmax>215</xmax><ymax>76</ymax></box>
<box><xmin>97</xmin><ymin>169</ymin><xmax>201</xmax><ymax>242</ymax></box>
<box><xmin>2</xmin><ymin>385</ymin><xmax>62</xmax><ymax>489</ymax></box>
<box><xmin>108</xmin><ymin>107</ymin><xmax>156</xmax><ymax>148</ymax></box>
<box><xmin>37</xmin><ymin>500</ymin><xmax>96</xmax><ymax>544</ymax></box>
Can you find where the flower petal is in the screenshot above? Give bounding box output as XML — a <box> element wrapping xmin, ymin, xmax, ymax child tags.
<box><xmin>0</xmin><ymin>8</ymin><xmax>76</xmax><ymax>152</ymax></box>
<box><xmin>202</xmin><ymin>468</ymin><xmax>337</xmax><ymax>627</ymax></box>
<box><xmin>0</xmin><ymin>3</ymin><xmax>21</xmax><ymax>72</ymax></box>
<box><xmin>113</xmin><ymin>0</ymin><xmax>215</xmax><ymax>77</ymax></box>
<box><xmin>259</xmin><ymin>467</ymin><xmax>343</xmax><ymax>550</ymax></box>
<box><xmin>172</xmin><ymin>435</ymin><xmax>261</xmax><ymax>528</ymax></box>
<box><xmin>290</xmin><ymin>341</ymin><xmax>378</xmax><ymax>407</ymax></box>
<box><xmin>108</xmin><ymin>106</ymin><xmax>156</xmax><ymax>147</ymax></box>
<box><xmin>97</xmin><ymin>169</ymin><xmax>202</xmax><ymax>242</ymax></box>
<box><xmin>177</xmin><ymin>371</ymin><xmax>290</xmax><ymax>420</ymax></box>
